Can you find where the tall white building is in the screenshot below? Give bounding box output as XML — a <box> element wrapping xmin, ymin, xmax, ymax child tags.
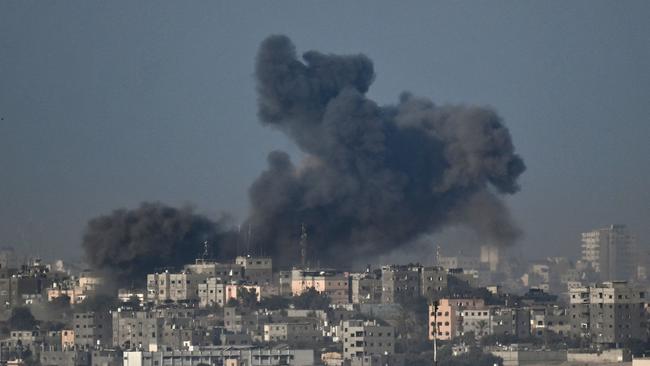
<box><xmin>581</xmin><ymin>225</ymin><xmax>635</xmax><ymax>281</ymax></box>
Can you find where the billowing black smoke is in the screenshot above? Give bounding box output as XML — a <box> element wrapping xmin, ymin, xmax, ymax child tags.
<box><xmin>247</xmin><ymin>35</ymin><xmax>525</xmax><ymax>267</ymax></box>
<box><xmin>82</xmin><ymin>202</ymin><xmax>237</xmax><ymax>286</ymax></box>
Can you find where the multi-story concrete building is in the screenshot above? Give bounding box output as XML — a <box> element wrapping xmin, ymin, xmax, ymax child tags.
<box><xmin>569</xmin><ymin>281</ymin><xmax>647</xmax><ymax>345</ymax></box>
<box><xmin>420</xmin><ymin>266</ymin><xmax>448</xmax><ymax>300</ymax></box>
<box><xmin>223</xmin><ymin>307</ymin><xmax>265</xmax><ymax>338</ymax></box>
<box><xmin>529</xmin><ymin>304</ymin><xmax>570</xmax><ymax>337</ymax></box>
<box><xmin>429</xmin><ymin>298</ymin><xmax>486</xmax><ymax>340</ymax></box>
<box><xmin>490</xmin><ymin>307</ymin><xmax>531</xmax><ymax>338</ymax></box>
<box><xmin>291</xmin><ymin>269</ymin><xmax>349</xmax><ymax>304</ymax></box>
<box><xmin>581</xmin><ymin>225</ymin><xmax>636</xmax><ymax>281</ymax></box>
<box><xmin>459</xmin><ymin>308</ymin><xmax>491</xmax><ymax>338</ymax></box>
<box><xmin>350</xmin><ymin>272</ymin><xmax>382</xmax><ymax>304</ymax></box>
<box><xmin>480</xmin><ymin>245</ymin><xmax>500</xmax><ymax>272</ymax></box>
<box><xmin>277</xmin><ymin>270</ymin><xmax>292</xmax><ymax>296</ymax></box>
<box><xmin>438</xmin><ymin>255</ymin><xmax>481</xmax><ymax>272</ymax></box>
<box><xmin>112</xmin><ymin>310</ymin><xmax>165</xmax><ymax>350</ymax></box>
<box><xmin>146</xmin><ymin>271</ymin><xmax>207</xmax><ymax>304</ymax></box>
<box><xmin>380</xmin><ymin>265</ymin><xmax>420</xmax><ymax>304</ymax></box>
<box><xmin>73</xmin><ymin>311</ymin><xmax>113</xmax><ymax>349</ymax></box>
<box><xmin>184</xmin><ymin>260</ymin><xmax>244</xmax><ymax>279</ymax></box>
<box><xmin>263</xmin><ymin>322</ymin><xmax>321</xmax><ymax>347</ymax></box>
<box><xmin>341</xmin><ymin>320</ymin><xmax>395</xmax><ymax>360</ymax></box>
<box><xmin>123</xmin><ymin>346</ymin><xmax>314</xmax><ymax>366</ymax></box>
<box><xmin>236</xmin><ymin>256</ymin><xmax>273</xmax><ymax>285</ymax></box>
<box><xmin>198</xmin><ymin>278</ymin><xmax>261</xmax><ymax>308</ymax></box>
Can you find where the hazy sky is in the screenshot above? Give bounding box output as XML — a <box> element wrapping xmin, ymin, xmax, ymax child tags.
<box><xmin>1</xmin><ymin>1</ymin><xmax>648</xmax><ymax>262</ymax></box>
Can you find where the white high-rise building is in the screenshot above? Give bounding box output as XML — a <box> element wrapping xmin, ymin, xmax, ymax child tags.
<box><xmin>581</xmin><ymin>225</ymin><xmax>635</xmax><ymax>282</ymax></box>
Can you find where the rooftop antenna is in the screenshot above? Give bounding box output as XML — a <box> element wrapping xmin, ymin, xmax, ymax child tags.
<box><xmin>201</xmin><ymin>240</ymin><xmax>210</xmax><ymax>261</ymax></box>
<box><xmin>435</xmin><ymin>244</ymin><xmax>441</xmax><ymax>266</ymax></box>
<box><xmin>300</xmin><ymin>223</ymin><xmax>308</xmax><ymax>269</ymax></box>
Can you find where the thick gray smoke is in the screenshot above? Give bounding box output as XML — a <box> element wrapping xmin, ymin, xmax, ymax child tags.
<box><xmin>82</xmin><ymin>202</ymin><xmax>237</xmax><ymax>286</ymax></box>
<box><xmin>247</xmin><ymin>35</ymin><xmax>525</xmax><ymax>267</ymax></box>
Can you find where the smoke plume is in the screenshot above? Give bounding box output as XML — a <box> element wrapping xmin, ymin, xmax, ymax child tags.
<box><xmin>247</xmin><ymin>35</ymin><xmax>525</xmax><ymax>267</ymax></box>
<box><xmin>82</xmin><ymin>202</ymin><xmax>237</xmax><ymax>286</ymax></box>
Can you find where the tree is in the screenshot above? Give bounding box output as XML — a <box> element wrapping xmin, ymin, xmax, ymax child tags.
<box><xmin>9</xmin><ymin>307</ymin><xmax>37</xmax><ymax>330</ymax></box>
<box><xmin>291</xmin><ymin>287</ymin><xmax>330</xmax><ymax>310</ymax></box>
<box><xmin>259</xmin><ymin>295</ymin><xmax>290</xmax><ymax>310</ymax></box>
<box><xmin>237</xmin><ymin>287</ymin><xmax>259</xmax><ymax>310</ymax></box>
<box><xmin>76</xmin><ymin>294</ymin><xmax>119</xmax><ymax>312</ymax></box>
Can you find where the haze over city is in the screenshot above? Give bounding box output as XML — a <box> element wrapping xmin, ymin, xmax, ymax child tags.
<box><xmin>2</xmin><ymin>2</ymin><xmax>650</xmax><ymax>366</ymax></box>
<box><xmin>1</xmin><ymin>1</ymin><xmax>648</xmax><ymax>263</ymax></box>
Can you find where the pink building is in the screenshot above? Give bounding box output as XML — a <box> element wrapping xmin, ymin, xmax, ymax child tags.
<box><xmin>291</xmin><ymin>269</ymin><xmax>349</xmax><ymax>304</ymax></box>
<box><xmin>429</xmin><ymin>298</ymin><xmax>486</xmax><ymax>340</ymax></box>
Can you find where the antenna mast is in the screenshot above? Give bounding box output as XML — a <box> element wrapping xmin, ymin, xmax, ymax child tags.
<box><xmin>300</xmin><ymin>223</ymin><xmax>308</xmax><ymax>269</ymax></box>
<box><xmin>201</xmin><ymin>240</ymin><xmax>210</xmax><ymax>262</ymax></box>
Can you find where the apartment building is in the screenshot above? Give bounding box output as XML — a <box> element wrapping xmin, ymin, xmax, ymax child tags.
<box><xmin>380</xmin><ymin>265</ymin><xmax>420</xmax><ymax>304</ymax></box>
<box><xmin>263</xmin><ymin>322</ymin><xmax>321</xmax><ymax>347</ymax></box>
<box><xmin>350</xmin><ymin>272</ymin><xmax>382</xmax><ymax>304</ymax></box>
<box><xmin>236</xmin><ymin>256</ymin><xmax>273</xmax><ymax>285</ymax></box>
<box><xmin>581</xmin><ymin>225</ymin><xmax>636</xmax><ymax>282</ymax></box>
<box><xmin>123</xmin><ymin>346</ymin><xmax>314</xmax><ymax>366</ymax></box>
<box><xmin>341</xmin><ymin>320</ymin><xmax>395</xmax><ymax>360</ymax></box>
<box><xmin>569</xmin><ymin>281</ymin><xmax>647</xmax><ymax>345</ymax></box>
<box><xmin>72</xmin><ymin>311</ymin><xmax>113</xmax><ymax>349</ymax></box>
<box><xmin>291</xmin><ymin>269</ymin><xmax>349</xmax><ymax>304</ymax></box>
<box><xmin>146</xmin><ymin>271</ymin><xmax>207</xmax><ymax>304</ymax></box>
<box><xmin>490</xmin><ymin>307</ymin><xmax>531</xmax><ymax>338</ymax></box>
<box><xmin>420</xmin><ymin>266</ymin><xmax>448</xmax><ymax>300</ymax></box>
<box><xmin>429</xmin><ymin>298</ymin><xmax>486</xmax><ymax>340</ymax></box>
<box><xmin>198</xmin><ymin>278</ymin><xmax>262</xmax><ymax>308</ymax></box>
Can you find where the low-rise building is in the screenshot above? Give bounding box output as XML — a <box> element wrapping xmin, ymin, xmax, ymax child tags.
<box><xmin>123</xmin><ymin>346</ymin><xmax>314</xmax><ymax>366</ymax></box>
<box><xmin>236</xmin><ymin>256</ymin><xmax>273</xmax><ymax>285</ymax></box>
<box><xmin>263</xmin><ymin>322</ymin><xmax>321</xmax><ymax>347</ymax></box>
<box><xmin>291</xmin><ymin>269</ymin><xmax>349</xmax><ymax>304</ymax></box>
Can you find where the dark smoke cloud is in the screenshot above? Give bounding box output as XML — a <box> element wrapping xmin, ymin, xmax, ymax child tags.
<box><xmin>82</xmin><ymin>202</ymin><xmax>237</xmax><ymax>286</ymax></box>
<box><xmin>248</xmin><ymin>35</ymin><xmax>525</xmax><ymax>267</ymax></box>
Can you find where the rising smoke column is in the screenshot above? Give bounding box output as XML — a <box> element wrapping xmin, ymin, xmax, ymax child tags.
<box><xmin>247</xmin><ymin>35</ymin><xmax>526</xmax><ymax>267</ymax></box>
<box><xmin>82</xmin><ymin>202</ymin><xmax>237</xmax><ymax>286</ymax></box>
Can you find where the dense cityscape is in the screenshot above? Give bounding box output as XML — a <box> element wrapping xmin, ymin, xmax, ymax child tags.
<box><xmin>0</xmin><ymin>224</ymin><xmax>648</xmax><ymax>365</ymax></box>
<box><xmin>2</xmin><ymin>2</ymin><xmax>649</xmax><ymax>366</ymax></box>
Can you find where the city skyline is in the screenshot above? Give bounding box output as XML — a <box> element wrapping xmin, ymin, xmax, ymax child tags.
<box><xmin>1</xmin><ymin>1</ymin><xmax>649</xmax><ymax>264</ymax></box>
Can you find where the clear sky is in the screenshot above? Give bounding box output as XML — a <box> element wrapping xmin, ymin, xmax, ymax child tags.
<box><xmin>1</xmin><ymin>1</ymin><xmax>648</xmax><ymax>262</ymax></box>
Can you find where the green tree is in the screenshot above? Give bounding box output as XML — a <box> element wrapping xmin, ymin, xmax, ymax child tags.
<box><xmin>291</xmin><ymin>287</ymin><xmax>330</xmax><ymax>310</ymax></box>
<box><xmin>259</xmin><ymin>295</ymin><xmax>290</xmax><ymax>310</ymax></box>
<box><xmin>237</xmin><ymin>287</ymin><xmax>259</xmax><ymax>310</ymax></box>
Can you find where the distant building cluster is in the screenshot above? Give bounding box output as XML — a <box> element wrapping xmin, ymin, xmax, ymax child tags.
<box><xmin>0</xmin><ymin>223</ymin><xmax>648</xmax><ymax>365</ymax></box>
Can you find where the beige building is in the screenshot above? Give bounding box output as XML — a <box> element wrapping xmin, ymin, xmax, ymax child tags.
<box><xmin>291</xmin><ymin>269</ymin><xmax>349</xmax><ymax>304</ymax></box>
<box><xmin>146</xmin><ymin>271</ymin><xmax>206</xmax><ymax>304</ymax></box>
<box><xmin>236</xmin><ymin>256</ymin><xmax>273</xmax><ymax>285</ymax></box>
<box><xmin>263</xmin><ymin>322</ymin><xmax>321</xmax><ymax>346</ymax></box>
<box><xmin>198</xmin><ymin>278</ymin><xmax>261</xmax><ymax>308</ymax></box>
